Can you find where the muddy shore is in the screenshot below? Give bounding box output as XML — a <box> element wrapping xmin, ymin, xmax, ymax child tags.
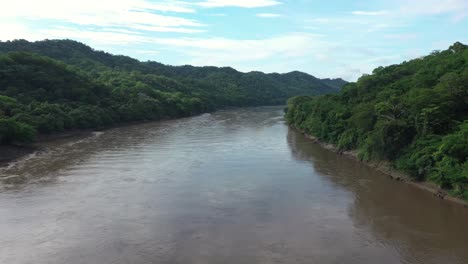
<box><xmin>0</xmin><ymin>119</ymin><xmax>174</xmax><ymax>167</ymax></box>
<box><xmin>0</xmin><ymin>145</ymin><xmax>38</xmax><ymax>165</ymax></box>
<box><xmin>0</xmin><ymin>130</ymin><xmax>94</xmax><ymax>167</ymax></box>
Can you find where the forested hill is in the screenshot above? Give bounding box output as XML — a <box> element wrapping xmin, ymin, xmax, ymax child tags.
<box><xmin>0</xmin><ymin>39</ymin><xmax>343</xmax><ymax>103</ymax></box>
<box><xmin>286</xmin><ymin>42</ymin><xmax>468</xmax><ymax>200</ymax></box>
<box><xmin>0</xmin><ymin>39</ymin><xmax>343</xmax><ymax>145</ymax></box>
<box><xmin>0</xmin><ymin>40</ymin><xmax>345</xmax><ymax>94</ymax></box>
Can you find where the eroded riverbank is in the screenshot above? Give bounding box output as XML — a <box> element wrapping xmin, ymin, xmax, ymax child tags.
<box><xmin>0</xmin><ymin>131</ymin><xmax>95</xmax><ymax>166</ymax></box>
<box><xmin>0</xmin><ymin>118</ymin><xmax>180</xmax><ymax>167</ymax></box>
<box><xmin>0</xmin><ymin>145</ymin><xmax>37</xmax><ymax>165</ymax></box>
<box><xmin>293</xmin><ymin>128</ymin><xmax>468</xmax><ymax>208</ymax></box>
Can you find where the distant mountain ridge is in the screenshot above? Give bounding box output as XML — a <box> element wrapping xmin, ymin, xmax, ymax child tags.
<box><xmin>320</xmin><ymin>78</ymin><xmax>348</xmax><ymax>90</ymax></box>
<box><xmin>0</xmin><ymin>39</ymin><xmax>346</xmax><ymax>96</ymax></box>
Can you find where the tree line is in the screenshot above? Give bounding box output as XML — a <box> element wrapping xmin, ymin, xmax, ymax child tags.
<box><xmin>0</xmin><ymin>39</ymin><xmax>344</xmax><ymax>145</ymax></box>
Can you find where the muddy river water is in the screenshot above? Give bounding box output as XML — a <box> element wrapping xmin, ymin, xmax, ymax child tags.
<box><xmin>1</xmin><ymin>106</ymin><xmax>467</xmax><ymax>264</ymax></box>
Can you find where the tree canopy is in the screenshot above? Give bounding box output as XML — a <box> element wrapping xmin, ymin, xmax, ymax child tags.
<box><xmin>0</xmin><ymin>39</ymin><xmax>344</xmax><ymax>144</ymax></box>
<box><xmin>286</xmin><ymin>42</ymin><xmax>468</xmax><ymax>200</ymax></box>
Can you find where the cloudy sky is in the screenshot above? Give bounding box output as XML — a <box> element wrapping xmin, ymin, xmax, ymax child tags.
<box><xmin>1</xmin><ymin>0</ymin><xmax>467</xmax><ymax>80</ymax></box>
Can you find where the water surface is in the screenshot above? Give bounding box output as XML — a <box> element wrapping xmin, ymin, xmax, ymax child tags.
<box><xmin>1</xmin><ymin>106</ymin><xmax>467</xmax><ymax>264</ymax></box>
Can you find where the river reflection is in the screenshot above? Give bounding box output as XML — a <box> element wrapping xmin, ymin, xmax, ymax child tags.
<box><xmin>0</xmin><ymin>106</ymin><xmax>467</xmax><ymax>264</ymax></box>
<box><xmin>288</xmin><ymin>129</ymin><xmax>468</xmax><ymax>264</ymax></box>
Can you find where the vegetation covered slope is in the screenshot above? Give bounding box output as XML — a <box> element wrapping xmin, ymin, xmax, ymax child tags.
<box><xmin>0</xmin><ymin>39</ymin><xmax>344</xmax><ymax>106</ymax></box>
<box><xmin>286</xmin><ymin>42</ymin><xmax>468</xmax><ymax>199</ymax></box>
<box><xmin>0</xmin><ymin>39</ymin><xmax>344</xmax><ymax>144</ymax></box>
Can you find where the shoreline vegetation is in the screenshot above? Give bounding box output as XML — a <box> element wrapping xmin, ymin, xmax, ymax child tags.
<box><xmin>286</xmin><ymin>42</ymin><xmax>467</xmax><ymax>204</ymax></box>
<box><xmin>292</xmin><ymin>126</ymin><xmax>468</xmax><ymax>208</ymax></box>
<box><xmin>0</xmin><ymin>39</ymin><xmax>343</xmax><ymax>167</ymax></box>
<box><xmin>0</xmin><ymin>39</ymin><xmax>344</xmax><ymax>147</ymax></box>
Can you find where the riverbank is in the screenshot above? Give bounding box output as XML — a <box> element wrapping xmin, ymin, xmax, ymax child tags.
<box><xmin>0</xmin><ymin>114</ymin><xmax>202</xmax><ymax>168</ymax></box>
<box><xmin>294</xmin><ymin>127</ymin><xmax>468</xmax><ymax>208</ymax></box>
<box><xmin>0</xmin><ymin>106</ymin><xmax>287</xmax><ymax>168</ymax></box>
<box><xmin>0</xmin><ymin>130</ymin><xmax>96</xmax><ymax>167</ymax></box>
<box><xmin>0</xmin><ymin>145</ymin><xmax>38</xmax><ymax>165</ymax></box>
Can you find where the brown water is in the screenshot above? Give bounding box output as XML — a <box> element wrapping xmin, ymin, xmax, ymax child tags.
<box><xmin>1</xmin><ymin>106</ymin><xmax>467</xmax><ymax>264</ymax></box>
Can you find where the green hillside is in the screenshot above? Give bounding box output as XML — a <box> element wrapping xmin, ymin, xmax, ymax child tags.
<box><xmin>0</xmin><ymin>39</ymin><xmax>343</xmax><ymax>144</ymax></box>
<box><xmin>286</xmin><ymin>42</ymin><xmax>468</xmax><ymax>199</ymax></box>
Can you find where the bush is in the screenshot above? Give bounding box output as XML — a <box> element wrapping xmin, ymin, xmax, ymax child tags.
<box><xmin>396</xmin><ymin>136</ymin><xmax>442</xmax><ymax>180</ymax></box>
<box><xmin>0</xmin><ymin>118</ymin><xmax>36</xmax><ymax>144</ymax></box>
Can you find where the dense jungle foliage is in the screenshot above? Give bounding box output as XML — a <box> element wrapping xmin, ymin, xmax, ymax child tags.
<box><xmin>0</xmin><ymin>39</ymin><xmax>344</xmax><ymax>145</ymax></box>
<box><xmin>286</xmin><ymin>42</ymin><xmax>468</xmax><ymax>199</ymax></box>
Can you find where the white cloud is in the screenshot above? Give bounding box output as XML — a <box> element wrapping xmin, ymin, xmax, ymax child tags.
<box><xmin>397</xmin><ymin>0</ymin><xmax>468</xmax><ymax>20</ymax></box>
<box><xmin>150</xmin><ymin>33</ymin><xmax>319</xmax><ymax>53</ymax></box>
<box><xmin>132</xmin><ymin>1</ymin><xmax>196</xmax><ymax>13</ymax></box>
<box><xmin>0</xmin><ymin>0</ymin><xmax>204</xmax><ymax>35</ymax></box>
<box><xmin>352</xmin><ymin>10</ymin><xmax>388</xmax><ymax>16</ymax></box>
<box><xmin>256</xmin><ymin>13</ymin><xmax>282</xmax><ymax>18</ymax></box>
<box><xmin>0</xmin><ymin>24</ymin><xmax>325</xmax><ymax>63</ymax></box>
<box><xmin>145</xmin><ymin>33</ymin><xmax>330</xmax><ymax>73</ymax></box>
<box><xmin>309</xmin><ymin>17</ymin><xmax>370</xmax><ymax>25</ymax></box>
<box><xmin>0</xmin><ymin>22</ymin><xmax>39</xmax><ymax>41</ymax></box>
<box><xmin>307</xmin><ymin>14</ymin><xmax>407</xmax><ymax>34</ymax></box>
<box><xmin>39</xmin><ymin>27</ymin><xmax>151</xmax><ymax>45</ymax></box>
<box><xmin>131</xmin><ymin>25</ymin><xmax>206</xmax><ymax>34</ymax></box>
<box><xmin>383</xmin><ymin>33</ymin><xmax>419</xmax><ymax>41</ymax></box>
<box><xmin>136</xmin><ymin>50</ymin><xmax>161</xmax><ymax>55</ymax></box>
<box><xmin>350</xmin><ymin>0</ymin><xmax>468</xmax><ymax>21</ymax></box>
<box><xmin>0</xmin><ymin>23</ymin><xmax>335</xmax><ymax>75</ymax></box>
<box><xmin>208</xmin><ymin>13</ymin><xmax>227</xmax><ymax>16</ymax></box>
<box><xmin>195</xmin><ymin>0</ymin><xmax>282</xmax><ymax>8</ymax></box>
<box><xmin>1</xmin><ymin>0</ymin><xmax>465</xmax><ymax>82</ymax></box>
<box><xmin>366</xmin><ymin>23</ymin><xmax>393</xmax><ymax>32</ymax></box>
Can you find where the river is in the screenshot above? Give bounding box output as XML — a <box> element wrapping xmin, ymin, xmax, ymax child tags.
<box><xmin>1</xmin><ymin>106</ymin><xmax>467</xmax><ymax>264</ymax></box>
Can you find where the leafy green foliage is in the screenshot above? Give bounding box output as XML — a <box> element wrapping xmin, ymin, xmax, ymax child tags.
<box><xmin>286</xmin><ymin>42</ymin><xmax>468</xmax><ymax>198</ymax></box>
<box><xmin>0</xmin><ymin>118</ymin><xmax>35</xmax><ymax>144</ymax></box>
<box><xmin>0</xmin><ymin>39</ymin><xmax>343</xmax><ymax>144</ymax></box>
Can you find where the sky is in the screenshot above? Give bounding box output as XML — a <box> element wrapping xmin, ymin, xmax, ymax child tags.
<box><xmin>0</xmin><ymin>0</ymin><xmax>467</xmax><ymax>81</ymax></box>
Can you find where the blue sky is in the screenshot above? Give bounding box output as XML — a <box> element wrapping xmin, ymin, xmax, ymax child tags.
<box><xmin>1</xmin><ymin>0</ymin><xmax>467</xmax><ymax>80</ymax></box>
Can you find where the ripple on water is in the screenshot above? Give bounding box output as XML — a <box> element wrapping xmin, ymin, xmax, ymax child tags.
<box><xmin>1</xmin><ymin>107</ymin><xmax>468</xmax><ymax>264</ymax></box>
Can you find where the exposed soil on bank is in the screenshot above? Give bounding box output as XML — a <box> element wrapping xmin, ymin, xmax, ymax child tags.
<box><xmin>297</xmin><ymin>129</ymin><xmax>468</xmax><ymax>208</ymax></box>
